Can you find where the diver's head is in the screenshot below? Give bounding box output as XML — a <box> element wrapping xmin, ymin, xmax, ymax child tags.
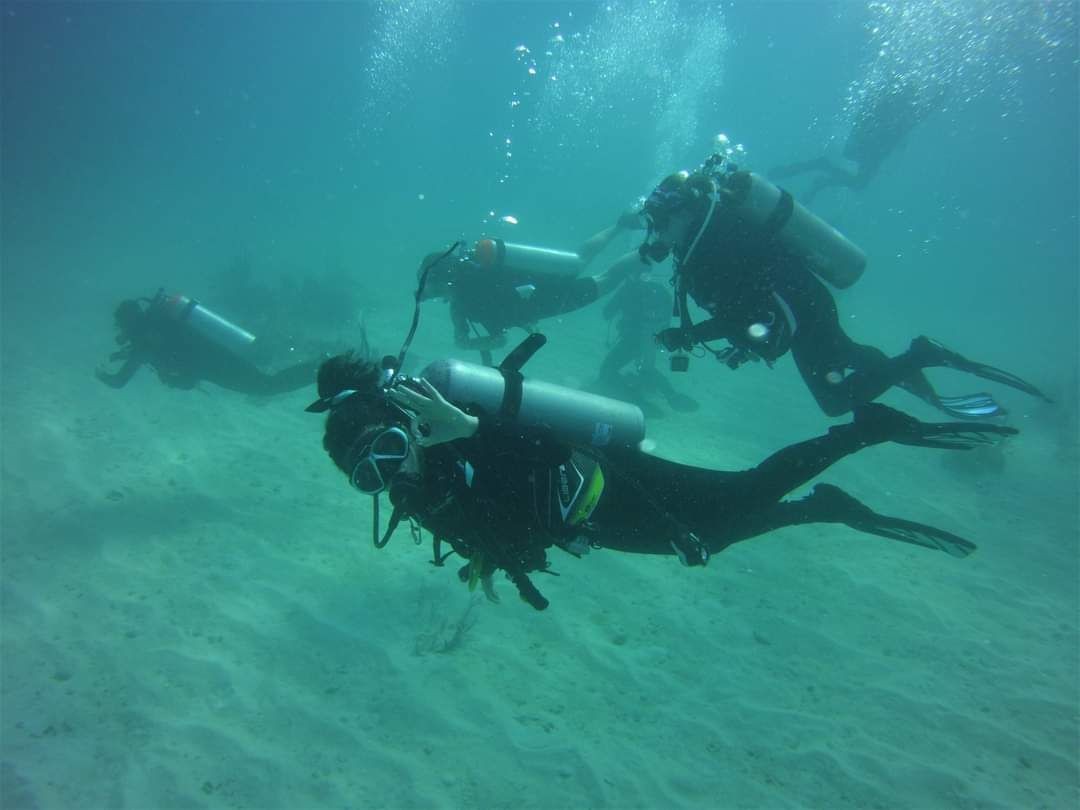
<box><xmin>113</xmin><ymin>299</ymin><xmax>147</xmax><ymax>343</ymax></box>
<box><xmin>343</xmin><ymin>423</ymin><xmax>422</xmax><ymax>497</ymax></box>
<box><xmin>308</xmin><ymin>352</ymin><xmax>426</xmax><ymax>505</ymax></box>
<box><xmin>639</xmin><ymin>171</ymin><xmax>715</xmax><ymax>259</ymax></box>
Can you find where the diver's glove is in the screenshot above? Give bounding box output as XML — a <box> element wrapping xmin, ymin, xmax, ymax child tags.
<box><xmin>670</xmin><ymin>531</ymin><xmax>709</xmax><ymax>567</ymax></box>
<box><xmin>656</xmin><ymin>327</ymin><xmax>695</xmax><ymax>353</ymax></box>
<box><xmin>716</xmin><ymin>345</ymin><xmax>761</xmax><ymax>370</ymax></box>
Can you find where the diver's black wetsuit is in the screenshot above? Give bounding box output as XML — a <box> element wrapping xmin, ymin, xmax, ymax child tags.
<box><xmin>770</xmin><ymin>80</ymin><xmax>931</xmax><ymax>203</ymax></box>
<box><xmin>97</xmin><ymin>302</ymin><xmax>319</xmax><ymax>396</ymax></box>
<box><xmin>667</xmin><ymin>202</ymin><xmax>951</xmax><ymax>417</ymax></box>
<box><xmin>449</xmin><ymin>261</ymin><xmax>600</xmax><ymax>352</ymax></box>
<box><xmin>395</xmin><ymin>403</ymin><xmax>1007</xmax><ymax>610</ymax></box>
<box><xmin>595</xmin><ymin>275</ymin><xmax>696</xmax><ymax>413</ymax></box>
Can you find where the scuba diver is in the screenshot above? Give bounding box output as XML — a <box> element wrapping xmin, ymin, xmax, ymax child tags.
<box><xmin>592</xmin><ymin>271</ymin><xmax>699</xmax><ymax>416</ymax></box>
<box><xmin>307</xmin><ymin>334</ymin><xmax>1017</xmax><ymax>612</ymax></box>
<box><xmin>96</xmin><ymin>289</ymin><xmax>326</xmax><ymax>396</ymax></box>
<box><xmin>770</xmin><ymin>78</ymin><xmax>939</xmax><ymax>204</ymax></box>
<box><xmin>639</xmin><ymin>152</ymin><xmax>1051</xmax><ymax>419</ymax></box>
<box><xmin>419</xmin><ymin>213</ymin><xmax>649</xmax><ymax>364</ymax></box>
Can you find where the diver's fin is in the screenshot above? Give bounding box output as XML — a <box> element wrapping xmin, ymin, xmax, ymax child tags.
<box><xmin>936</xmin><ymin>393</ymin><xmax>1004</xmax><ymax>420</ymax></box>
<box><xmin>912</xmin><ymin>337</ymin><xmax>1053</xmax><ymax>403</ymax></box>
<box><xmin>499</xmin><ymin>332</ymin><xmax>546</xmax><ymax>373</ymax></box>
<box><xmin>808</xmin><ymin>484</ymin><xmax>975</xmax><ymax>558</ymax></box>
<box><xmin>852</xmin><ymin>514</ymin><xmax>977</xmax><ymax>558</ymax></box>
<box><xmin>894</xmin><ymin>419</ymin><xmax>1018</xmax><ymax>451</ymax></box>
<box><xmin>852</xmin><ymin>402</ymin><xmax>1017</xmax><ymax>450</ymax></box>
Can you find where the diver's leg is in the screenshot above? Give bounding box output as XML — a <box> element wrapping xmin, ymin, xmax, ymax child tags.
<box><xmin>638</xmin><ymin>363</ymin><xmax>699</xmax><ymax>411</ymax></box>
<box><xmin>207</xmin><ymin>355</ymin><xmax>319</xmax><ymax>396</ymax></box>
<box><xmin>788</xmin><ymin>289</ymin><xmax>983</xmax><ymax>419</ymax></box>
<box><xmin>598</xmin><ymin>336</ymin><xmax>640</xmax><ymax>381</ymax></box>
<box><xmin>768</xmin><ymin>156</ymin><xmax>835</xmax><ymax>180</ymax></box>
<box><xmin>826</xmin><ymin>333</ymin><xmax>1051</xmax><ymax>419</ymax></box>
<box><xmin>714</xmin><ymin>403</ymin><xmax>1017</xmax><ymax>509</ymax></box>
<box><xmin>783</xmin><ymin>278</ymin><xmax>894</xmax><ymax>417</ymax></box>
<box><xmin>263</xmin><ymin>359</ymin><xmax>322</xmax><ymax>394</ymax></box>
<box><xmin>721</xmin><ymin>484</ymin><xmax>976</xmax><ymax>557</ymax></box>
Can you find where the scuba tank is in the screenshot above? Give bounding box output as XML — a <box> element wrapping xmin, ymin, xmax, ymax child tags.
<box><xmin>156</xmin><ymin>291</ymin><xmax>256</xmax><ymax>355</ymax></box>
<box><xmin>419</xmin><ymin>347</ymin><xmax>645</xmax><ymax>450</ymax></box>
<box><xmin>718</xmin><ymin>169</ymin><xmax>866</xmax><ymax>289</ymax></box>
<box><xmin>473</xmin><ymin>238</ymin><xmax>584</xmax><ymax>277</ymax></box>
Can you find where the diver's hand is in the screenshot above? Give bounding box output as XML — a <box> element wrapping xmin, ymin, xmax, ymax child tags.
<box><xmin>656</xmin><ymin>327</ymin><xmax>694</xmax><ymax>352</ymax></box>
<box><xmin>95</xmin><ymin>366</ymin><xmax>123</xmax><ymax>388</ymax></box>
<box><xmin>617</xmin><ymin>207</ymin><xmax>647</xmax><ymax>231</ymax></box>
<box><xmin>387</xmin><ymin>378</ymin><xmax>479</xmax><ymax>447</ymax></box>
<box><xmin>459</xmin><ymin>333</ymin><xmax>507</xmax><ymax>352</ymax></box>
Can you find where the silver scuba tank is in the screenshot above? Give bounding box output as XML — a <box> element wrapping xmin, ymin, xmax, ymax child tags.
<box><xmin>420</xmin><ymin>357</ymin><xmax>645</xmax><ymax>449</ymax></box>
<box><xmin>723</xmin><ymin>171</ymin><xmax>867</xmax><ymax>289</ymax></box>
<box><xmin>159</xmin><ymin>293</ymin><xmax>256</xmax><ymax>355</ymax></box>
<box><xmin>473</xmin><ymin>238</ymin><xmax>585</xmax><ymax>277</ymax></box>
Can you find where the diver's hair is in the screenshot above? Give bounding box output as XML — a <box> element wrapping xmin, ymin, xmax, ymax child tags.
<box><xmin>656</xmin><ymin>170</ymin><xmax>714</xmax><ymax>210</ymax></box>
<box><xmin>317</xmin><ymin>352</ymin><xmax>394</xmax><ymax>475</ymax></box>
<box><xmin>113</xmin><ymin>299</ymin><xmax>148</xmax><ymax>343</ymax></box>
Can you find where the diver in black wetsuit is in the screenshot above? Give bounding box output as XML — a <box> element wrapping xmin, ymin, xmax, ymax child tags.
<box><xmin>308</xmin><ymin>350</ymin><xmax>1016</xmax><ymax>611</ymax></box>
<box><xmin>593</xmin><ymin>271</ymin><xmax>698</xmax><ymax>415</ymax></box>
<box><xmin>770</xmin><ymin>78</ymin><xmax>937</xmax><ymax>203</ymax></box>
<box><xmin>641</xmin><ymin>163</ymin><xmax>1051</xmax><ymax>419</ymax></box>
<box><xmin>96</xmin><ymin>292</ymin><xmax>325</xmax><ymax>396</ymax></box>
<box><xmin>419</xmin><ymin>213</ymin><xmax>649</xmax><ymax>362</ymax></box>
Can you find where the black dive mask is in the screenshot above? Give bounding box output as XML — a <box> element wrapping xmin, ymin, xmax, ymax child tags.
<box><xmin>348</xmin><ymin>425</ymin><xmax>411</xmax><ymax>495</ymax></box>
<box><xmin>350</xmin><ymin>423</ymin><xmax>426</xmax><ymax>550</ymax></box>
<box><xmin>639</xmin><ymin>233</ymin><xmax>673</xmax><ymax>263</ymax></box>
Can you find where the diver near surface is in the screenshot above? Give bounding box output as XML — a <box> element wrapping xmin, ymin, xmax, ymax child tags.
<box><xmin>306</xmin><ymin>335</ymin><xmax>1017</xmax><ymax>612</ymax></box>
<box><xmin>419</xmin><ymin>212</ymin><xmax>650</xmax><ymax>363</ymax></box>
<box><xmin>641</xmin><ymin>151</ymin><xmax>1051</xmax><ymax>419</ymax></box>
<box><xmin>770</xmin><ymin>77</ymin><xmax>939</xmax><ymax>204</ymax></box>
<box><xmin>96</xmin><ymin>289</ymin><xmax>328</xmax><ymax>396</ymax></box>
<box><xmin>592</xmin><ymin>270</ymin><xmax>698</xmax><ymax>416</ymax></box>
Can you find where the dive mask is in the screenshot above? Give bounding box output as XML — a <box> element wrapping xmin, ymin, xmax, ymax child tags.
<box><xmin>639</xmin><ymin>180</ymin><xmax>694</xmax><ymax>263</ymax></box>
<box><xmin>349</xmin><ymin>425</ymin><xmax>412</xmax><ymax>495</ymax></box>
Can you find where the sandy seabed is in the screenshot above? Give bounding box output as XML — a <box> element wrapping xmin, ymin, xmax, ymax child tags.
<box><xmin>2</xmin><ymin>315</ymin><xmax>1077</xmax><ymax>810</ymax></box>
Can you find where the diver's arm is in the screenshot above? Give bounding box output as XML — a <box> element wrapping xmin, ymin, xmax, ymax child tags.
<box><xmin>592</xmin><ymin>250</ymin><xmax>651</xmax><ymax>298</ymax></box>
<box><xmin>387</xmin><ymin>380</ymin><xmax>569</xmax><ymax>465</ymax></box>
<box><xmin>450</xmin><ymin>302</ymin><xmax>472</xmax><ymax>349</ymax></box>
<box><xmin>95</xmin><ymin>355</ymin><xmax>143</xmax><ymax>388</ymax></box>
<box><xmin>577</xmin><ymin>208</ymin><xmax>648</xmax><ymax>267</ymax></box>
<box><xmin>656</xmin><ymin>317</ymin><xmax>728</xmax><ymax>351</ymax></box>
<box><xmin>690</xmin><ymin>317</ymin><xmax>729</xmax><ymax>344</ymax></box>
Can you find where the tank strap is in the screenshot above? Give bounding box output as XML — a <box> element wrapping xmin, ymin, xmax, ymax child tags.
<box><xmin>760</xmin><ymin>188</ymin><xmax>795</xmax><ymax>239</ymax></box>
<box><xmin>498</xmin><ymin>368</ymin><xmax>525</xmax><ymax>420</ymax></box>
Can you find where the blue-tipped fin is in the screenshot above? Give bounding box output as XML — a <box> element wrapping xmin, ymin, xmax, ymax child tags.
<box><xmin>913</xmin><ymin>336</ymin><xmax>1053</xmax><ymax>403</ymax></box>
<box><xmin>937</xmin><ymin>393</ymin><xmax>1004</xmax><ymax>420</ymax></box>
